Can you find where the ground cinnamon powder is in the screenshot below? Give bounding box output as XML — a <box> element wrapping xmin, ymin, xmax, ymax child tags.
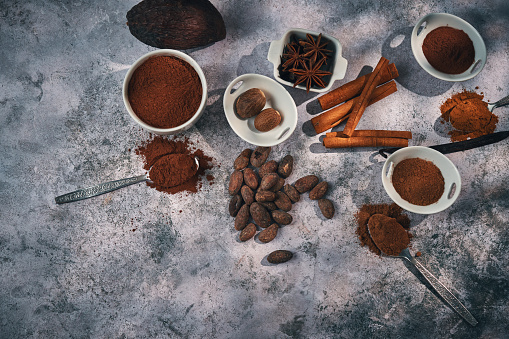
<box><xmin>355</xmin><ymin>203</ymin><xmax>411</xmax><ymax>256</ymax></box>
<box><xmin>135</xmin><ymin>136</ymin><xmax>214</xmax><ymax>194</ymax></box>
<box><xmin>128</xmin><ymin>56</ymin><xmax>202</xmax><ymax>129</ymax></box>
<box><xmin>440</xmin><ymin>90</ymin><xmax>498</xmax><ymax>141</ymax></box>
<box><xmin>392</xmin><ymin>158</ymin><xmax>444</xmax><ymax>206</ymax></box>
<box><xmin>422</xmin><ymin>26</ymin><xmax>475</xmax><ymax>74</ymax></box>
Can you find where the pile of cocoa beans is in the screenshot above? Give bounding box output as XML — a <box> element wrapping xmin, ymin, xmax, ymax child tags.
<box><xmin>228</xmin><ymin>147</ymin><xmax>335</xmax><ymax>263</ymax></box>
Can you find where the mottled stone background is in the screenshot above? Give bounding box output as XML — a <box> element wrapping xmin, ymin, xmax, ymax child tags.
<box><xmin>1</xmin><ymin>0</ymin><xmax>508</xmax><ymax>338</ymax></box>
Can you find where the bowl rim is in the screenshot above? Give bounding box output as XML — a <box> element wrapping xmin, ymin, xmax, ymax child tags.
<box><xmin>267</xmin><ymin>28</ymin><xmax>348</xmax><ymax>93</ymax></box>
<box><xmin>381</xmin><ymin>146</ymin><xmax>462</xmax><ymax>214</ymax></box>
<box><xmin>223</xmin><ymin>73</ymin><xmax>298</xmax><ymax>147</ymax></box>
<box><xmin>122</xmin><ymin>49</ymin><xmax>208</xmax><ymax>134</ymax></box>
<box><xmin>410</xmin><ymin>12</ymin><xmax>487</xmax><ymax>82</ymax></box>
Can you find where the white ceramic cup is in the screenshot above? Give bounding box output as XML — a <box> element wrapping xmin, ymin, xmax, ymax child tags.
<box><xmin>123</xmin><ymin>49</ymin><xmax>208</xmax><ymax>135</ymax></box>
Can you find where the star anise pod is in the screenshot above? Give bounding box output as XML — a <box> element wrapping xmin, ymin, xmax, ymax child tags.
<box><xmin>290</xmin><ymin>58</ymin><xmax>332</xmax><ymax>93</ymax></box>
<box><xmin>299</xmin><ymin>33</ymin><xmax>332</xmax><ymax>65</ymax></box>
<box><xmin>281</xmin><ymin>42</ymin><xmax>307</xmax><ymax>71</ymax></box>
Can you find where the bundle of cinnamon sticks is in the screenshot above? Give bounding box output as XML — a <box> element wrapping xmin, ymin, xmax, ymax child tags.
<box><xmin>310</xmin><ymin>57</ymin><xmax>412</xmax><ymax>148</ymax></box>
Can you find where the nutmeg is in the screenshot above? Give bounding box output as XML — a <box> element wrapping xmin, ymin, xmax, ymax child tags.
<box><xmin>254</xmin><ymin>108</ymin><xmax>282</xmax><ymax>132</ymax></box>
<box><xmin>235</xmin><ymin>88</ymin><xmax>266</xmax><ymax>119</ymax></box>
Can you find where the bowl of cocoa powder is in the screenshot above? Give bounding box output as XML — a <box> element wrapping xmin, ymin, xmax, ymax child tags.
<box><xmin>123</xmin><ymin>49</ymin><xmax>207</xmax><ymax>135</ymax></box>
<box><xmin>411</xmin><ymin>13</ymin><xmax>486</xmax><ymax>81</ymax></box>
<box><xmin>382</xmin><ymin>146</ymin><xmax>461</xmax><ymax>214</ymax></box>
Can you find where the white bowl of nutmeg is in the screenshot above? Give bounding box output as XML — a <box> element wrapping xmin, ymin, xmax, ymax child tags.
<box><xmin>223</xmin><ymin>74</ymin><xmax>298</xmax><ymax>147</ymax></box>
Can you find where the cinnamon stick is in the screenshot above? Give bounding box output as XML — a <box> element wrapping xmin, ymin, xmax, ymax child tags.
<box><xmin>311</xmin><ymin>80</ymin><xmax>397</xmax><ymax>134</ymax></box>
<box><xmin>318</xmin><ymin>63</ymin><xmax>399</xmax><ymax>110</ymax></box>
<box><xmin>326</xmin><ymin>130</ymin><xmax>412</xmax><ymax>139</ymax></box>
<box><xmin>323</xmin><ymin>136</ymin><xmax>409</xmax><ymax>148</ymax></box>
<box><xmin>342</xmin><ymin>57</ymin><xmax>390</xmax><ymax>137</ymax></box>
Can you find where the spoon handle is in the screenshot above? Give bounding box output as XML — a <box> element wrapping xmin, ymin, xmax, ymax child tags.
<box><xmin>407</xmin><ymin>255</ymin><xmax>478</xmax><ymax>326</ymax></box>
<box><xmin>55</xmin><ymin>175</ymin><xmax>147</xmax><ymax>204</ymax></box>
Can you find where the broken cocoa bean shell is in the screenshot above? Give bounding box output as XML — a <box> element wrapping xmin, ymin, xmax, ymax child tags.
<box><xmin>259</xmin><ymin>160</ymin><xmax>278</xmax><ymax>177</ymax></box>
<box><xmin>250</xmin><ymin>202</ymin><xmax>272</xmax><ymax>228</ymax></box>
<box><xmin>228</xmin><ymin>170</ymin><xmax>243</xmax><ymax>195</ymax></box>
<box><xmin>234</xmin><ymin>204</ymin><xmax>250</xmax><ymax>231</ymax></box>
<box><xmin>228</xmin><ymin>194</ymin><xmax>243</xmax><ymax>217</ymax></box>
<box><xmin>277</xmin><ymin>155</ymin><xmax>294</xmax><ymax>178</ymax></box>
<box><xmin>126</xmin><ymin>0</ymin><xmax>226</xmax><ymax>50</ymax></box>
<box><xmin>274</xmin><ymin>191</ymin><xmax>292</xmax><ymax>212</ymax></box>
<box><xmin>258</xmin><ymin>223</ymin><xmax>278</xmax><ymax>243</ymax></box>
<box><xmin>309</xmin><ymin>181</ymin><xmax>328</xmax><ymax>200</ymax></box>
<box><xmin>255</xmin><ymin>190</ymin><xmax>276</xmax><ymax>202</ymax></box>
<box><xmin>243</xmin><ymin>168</ymin><xmax>258</xmax><ymax>190</ymax></box>
<box><xmin>294</xmin><ymin>175</ymin><xmax>319</xmax><ymax>193</ymax></box>
<box><xmin>267</xmin><ymin>250</ymin><xmax>293</xmax><ymax>264</ymax></box>
<box><xmin>283</xmin><ymin>184</ymin><xmax>300</xmax><ymax>203</ymax></box>
<box><xmin>259</xmin><ymin>173</ymin><xmax>279</xmax><ymax>190</ymax></box>
<box><xmin>239</xmin><ymin>223</ymin><xmax>257</xmax><ymax>242</ymax></box>
<box><xmin>241</xmin><ymin>185</ymin><xmax>254</xmax><ymax>205</ymax></box>
<box><xmin>250</xmin><ymin>146</ymin><xmax>271</xmax><ymax>167</ymax></box>
<box><xmin>318</xmin><ymin>198</ymin><xmax>335</xmax><ymax>219</ymax></box>
<box><xmin>271</xmin><ymin>210</ymin><xmax>292</xmax><ymax>225</ymax></box>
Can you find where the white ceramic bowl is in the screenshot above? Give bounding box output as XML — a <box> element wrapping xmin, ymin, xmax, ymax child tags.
<box><xmin>267</xmin><ymin>28</ymin><xmax>348</xmax><ymax>93</ymax></box>
<box><xmin>223</xmin><ymin>74</ymin><xmax>297</xmax><ymax>147</ymax></box>
<box><xmin>411</xmin><ymin>13</ymin><xmax>486</xmax><ymax>82</ymax></box>
<box><xmin>122</xmin><ymin>49</ymin><xmax>208</xmax><ymax>135</ymax></box>
<box><xmin>382</xmin><ymin>146</ymin><xmax>461</xmax><ymax>214</ymax></box>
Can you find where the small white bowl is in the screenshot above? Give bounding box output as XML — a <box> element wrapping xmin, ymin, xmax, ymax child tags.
<box><xmin>122</xmin><ymin>49</ymin><xmax>208</xmax><ymax>135</ymax></box>
<box><xmin>223</xmin><ymin>74</ymin><xmax>297</xmax><ymax>147</ymax></box>
<box><xmin>382</xmin><ymin>146</ymin><xmax>461</xmax><ymax>214</ymax></box>
<box><xmin>411</xmin><ymin>13</ymin><xmax>486</xmax><ymax>82</ymax></box>
<box><xmin>267</xmin><ymin>28</ymin><xmax>348</xmax><ymax>93</ymax></box>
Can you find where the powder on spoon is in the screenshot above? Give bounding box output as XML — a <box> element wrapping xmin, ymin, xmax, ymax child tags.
<box><xmin>149</xmin><ymin>154</ymin><xmax>198</xmax><ymax>188</ymax></box>
<box><xmin>368</xmin><ymin>214</ymin><xmax>410</xmax><ymax>256</ymax></box>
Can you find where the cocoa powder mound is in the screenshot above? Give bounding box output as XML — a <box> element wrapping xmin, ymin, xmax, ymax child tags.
<box><xmin>355</xmin><ymin>203</ymin><xmax>412</xmax><ymax>256</ymax></box>
<box><xmin>135</xmin><ymin>136</ymin><xmax>214</xmax><ymax>194</ymax></box>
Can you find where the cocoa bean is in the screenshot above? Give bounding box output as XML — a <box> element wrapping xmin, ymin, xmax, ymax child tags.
<box><xmin>271</xmin><ymin>210</ymin><xmax>292</xmax><ymax>225</ymax></box>
<box><xmin>258</xmin><ymin>223</ymin><xmax>278</xmax><ymax>243</ymax></box>
<box><xmin>250</xmin><ymin>146</ymin><xmax>271</xmax><ymax>167</ymax></box>
<box><xmin>239</xmin><ymin>223</ymin><xmax>257</xmax><ymax>242</ymax></box>
<box><xmin>234</xmin><ymin>204</ymin><xmax>250</xmax><ymax>231</ymax></box>
<box><xmin>234</xmin><ymin>155</ymin><xmax>249</xmax><ymax>170</ymax></box>
<box><xmin>270</xmin><ymin>176</ymin><xmax>285</xmax><ymax>192</ymax></box>
<box><xmin>255</xmin><ymin>190</ymin><xmax>276</xmax><ymax>202</ymax></box>
<box><xmin>259</xmin><ymin>173</ymin><xmax>279</xmax><ymax>190</ymax></box>
<box><xmin>309</xmin><ymin>181</ymin><xmax>328</xmax><ymax>200</ymax></box>
<box><xmin>250</xmin><ymin>202</ymin><xmax>272</xmax><ymax>228</ymax></box>
<box><xmin>241</xmin><ymin>185</ymin><xmax>254</xmax><ymax>205</ymax></box>
<box><xmin>294</xmin><ymin>175</ymin><xmax>319</xmax><ymax>193</ymax></box>
<box><xmin>228</xmin><ymin>194</ymin><xmax>243</xmax><ymax>217</ymax></box>
<box><xmin>274</xmin><ymin>191</ymin><xmax>292</xmax><ymax>212</ymax></box>
<box><xmin>283</xmin><ymin>184</ymin><xmax>300</xmax><ymax>203</ymax></box>
<box><xmin>260</xmin><ymin>201</ymin><xmax>278</xmax><ymax>211</ymax></box>
<box><xmin>243</xmin><ymin>168</ymin><xmax>258</xmax><ymax>190</ymax></box>
<box><xmin>259</xmin><ymin>160</ymin><xmax>278</xmax><ymax>177</ymax></box>
<box><xmin>267</xmin><ymin>250</ymin><xmax>293</xmax><ymax>264</ymax></box>
<box><xmin>318</xmin><ymin>198</ymin><xmax>335</xmax><ymax>219</ymax></box>
<box><xmin>228</xmin><ymin>170</ymin><xmax>243</xmax><ymax>195</ymax></box>
<box><xmin>277</xmin><ymin>155</ymin><xmax>294</xmax><ymax>178</ymax></box>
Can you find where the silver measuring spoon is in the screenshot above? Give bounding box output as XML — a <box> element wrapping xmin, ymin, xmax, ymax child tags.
<box><xmin>367</xmin><ymin>220</ymin><xmax>478</xmax><ymax>326</ymax></box>
<box><xmin>487</xmin><ymin>93</ymin><xmax>509</xmax><ymax>112</ymax></box>
<box><xmin>55</xmin><ymin>155</ymin><xmax>199</xmax><ymax>204</ymax></box>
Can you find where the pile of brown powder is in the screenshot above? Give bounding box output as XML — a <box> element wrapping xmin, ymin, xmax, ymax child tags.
<box><xmin>441</xmin><ymin>90</ymin><xmax>498</xmax><ymax>142</ymax></box>
<box><xmin>355</xmin><ymin>203</ymin><xmax>412</xmax><ymax>256</ymax></box>
<box><xmin>135</xmin><ymin>136</ymin><xmax>214</xmax><ymax>194</ymax></box>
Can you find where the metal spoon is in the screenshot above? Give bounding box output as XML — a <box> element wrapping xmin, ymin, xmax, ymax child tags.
<box><xmin>55</xmin><ymin>156</ymin><xmax>199</xmax><ymax>204</ymax></box>
<box><xmin>487</xmin><ymin>93</ymin><xmax>509</xmax><ymax>112</ymax></box>
<box><xmin>367</xmin><ymin>221</ymin><xmax>478</xmax><ymax>326</ymax></box>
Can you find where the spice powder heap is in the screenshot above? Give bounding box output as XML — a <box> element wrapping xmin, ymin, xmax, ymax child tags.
<box><xmin>135</xmin><ymin>136</ymin><xmax>214</xmax><ymax>194</ymax></box>
<box><xmin>441</xmin><ymin>90</ymin><xmax>498</xmax><ymax>142</ymax></box>
<box><xmin>355</xmin><ymin>203</ymin><xmax>411</xmax><ymax>256</ymax></box>
<box><xmin>392</xmin><ymin>158</ymin><xmax>445</xmax><ymax>206</ymax></box>
<box><xmin>128</xmin><ymin>56</ymin><xmax>202</xmax><ymax>129</ymax></box>
<box><xmin>368</xmin><ymin>214</ymin><xmax>410</xmax><ymax>256</ymax></box>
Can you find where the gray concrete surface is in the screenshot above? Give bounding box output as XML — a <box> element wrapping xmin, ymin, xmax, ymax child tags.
<box><xmin>1</xmin><ymin>0</ymin><xmax>508</xmax><ymax>338</ymax></box>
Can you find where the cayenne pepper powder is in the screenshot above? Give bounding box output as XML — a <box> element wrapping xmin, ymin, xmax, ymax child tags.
<box><xmin>392</xmin><ymin>158</ymin><xmax>444</xmax><ymax>206</ymax></box>
<box><xmin>128</xmin><ymin>56</ymin><xmax>202</xmax><ymax>128</ymax></box>
<box><xmin>135</xmin><ymin>136</ymin><xmax>214</xmax><ymax>194</ymax></box>
<box><xmin>355</xmin><ymin>203</ymin><xmax>411</xmax><ymax>256</ymax></box>
<box><xmin>422</xmin><ymin>26</ymin><xmax>475</xmax><ymax>74</ymax></box>
<box><xmin>440</xmin><ymin>90</ymin><xmax>498</xmax><ymax>142</ymax></box>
